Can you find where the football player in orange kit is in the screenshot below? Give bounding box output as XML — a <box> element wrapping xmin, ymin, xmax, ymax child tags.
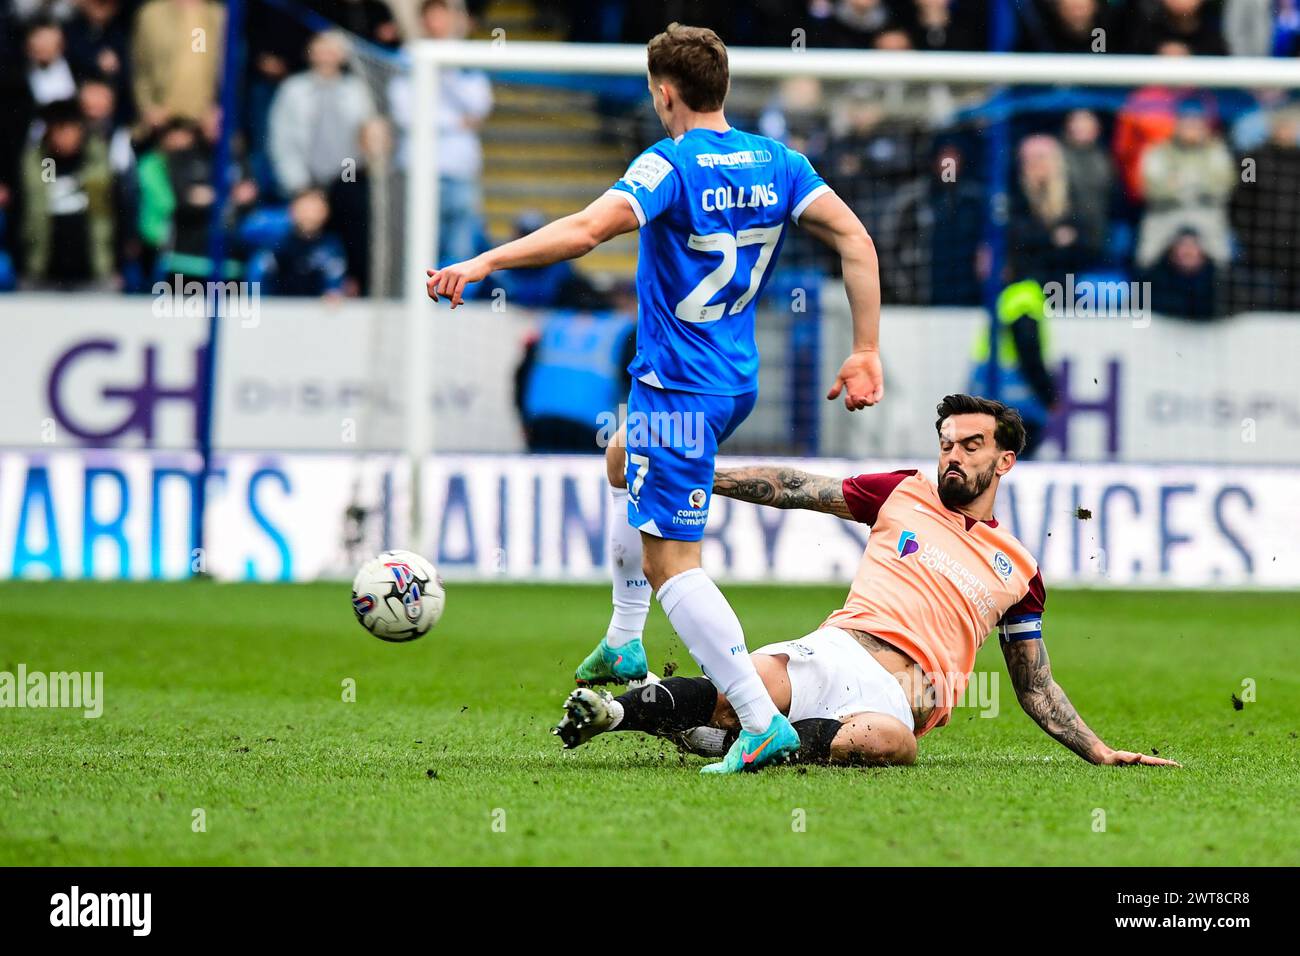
<box><xmin>554</xmin><ymin>394</ymin><xmax>1180</xmax><ymax>769</ymax></box>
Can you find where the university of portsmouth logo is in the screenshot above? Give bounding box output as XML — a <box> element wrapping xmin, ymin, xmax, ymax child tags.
<box><xmin>993</xmin><ymin>551</ymin><xmax>1013</xmax><ymax>581</ymax></box>
<box><xmin>688</xmin><ymin>488</ymin><xmax>708</xmax><ymax>509</ymax></box>
<box><xmin>897</xmin><ymin>530</ymin><xmax>919</xmax><ymax>559</ymax></box>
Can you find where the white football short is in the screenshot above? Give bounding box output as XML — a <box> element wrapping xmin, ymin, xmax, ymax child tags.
<box><xmin>754</xmin><ymin>626</ymin><xmax>915</xmax><ymax>732</ymax></box>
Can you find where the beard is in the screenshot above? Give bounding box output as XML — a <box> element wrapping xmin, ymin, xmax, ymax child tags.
<box><xmin>937</xmin><ymin>461</ymin><xmax>996</xmax><ymax>509</ymax></box>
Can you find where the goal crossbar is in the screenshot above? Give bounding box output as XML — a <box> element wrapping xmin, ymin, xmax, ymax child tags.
<box><xmin>410</xmin><ymin>40</ymin><xmax>1300</xmax><ymax>88</ymax></box>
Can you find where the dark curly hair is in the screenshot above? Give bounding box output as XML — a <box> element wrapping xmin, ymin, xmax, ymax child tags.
<box><xmin>934</xmin><ymin>394</ymin><xmax>1027</xmax><ymax>455</ymax></box>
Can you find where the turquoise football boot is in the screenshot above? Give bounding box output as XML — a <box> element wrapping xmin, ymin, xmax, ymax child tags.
<box><xmin>700</xmin><ymin>713</ymin><xmax>800</xmax><ymax>774</ymax></box>
<box><xmin>574</xmin><ymin>636</ymin><xmax>648</xmax><ymax>685</ymax></box>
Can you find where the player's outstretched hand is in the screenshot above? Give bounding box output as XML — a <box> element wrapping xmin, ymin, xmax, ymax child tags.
<box><xmin>1100</xmin><ymin>748</ymin><xmax>1182</xmax><ymax>767</ymax></box>
<box><xmin>827</xmin><ymin>348</ymin><xmax>884</xmax><ymax>411</ymax></box>
<box><xmin>426</xmin><ymin>256</ymin><xmax>490</xmax><ymax>308</ymax></box>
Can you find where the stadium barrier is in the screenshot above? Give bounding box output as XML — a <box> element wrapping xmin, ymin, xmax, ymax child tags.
<box><xmin>2</xmin><ymin>449</ymin><xmax>1295</xmax><ymax>587</ymax></box>
<box><xmin>6</xmin><ymin>294</ymin><xmax>1297</xmax><ymax>463</ymax></box>
<box><xmin>5</xmin><ymin>288</ymin><xmax>1295</xmax><ymax>586</ymax></box>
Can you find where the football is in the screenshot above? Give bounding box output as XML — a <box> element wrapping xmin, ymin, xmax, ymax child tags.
<box><xmin>350</xmin><ymin>550</ymin><xmax>445</xmax><ymax>642</ymax></box>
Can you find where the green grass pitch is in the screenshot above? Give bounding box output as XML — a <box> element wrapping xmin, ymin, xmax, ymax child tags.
<box><xmin>1</xmin><ymin>580</ymin><xmax>1297</xmax><ymax>866</ymax></box>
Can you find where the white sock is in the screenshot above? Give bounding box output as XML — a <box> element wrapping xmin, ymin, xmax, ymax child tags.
<box><xmin>682</xmin><ymin>726</ymin><xmax>730</xmax><ymax>757</ymax></box>
<box><xmin>606</xmin><ymin>699</ymin><xmax>625</xmax><ymax>730</ymax></box>
<box><xmin>655</xmin><ymin>568</ymin><xmax>778</xmax><ymax>734</ymax></box>
<box><xmin>605</xmin><ymin>487</ymin><xmax>649</xmax><ymax>648</ymax></box>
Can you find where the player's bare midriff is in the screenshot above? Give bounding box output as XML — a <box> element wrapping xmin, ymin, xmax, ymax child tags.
<box><xmin>844</xmin><ymin>628</ymin><xmax>936</xmax><ymax>730</ymax></box>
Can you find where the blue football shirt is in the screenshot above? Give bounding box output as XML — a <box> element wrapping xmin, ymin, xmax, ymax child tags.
<box><xmin>607</xmin><ymin>127</ymin><xmax>829</xmax><ymax>396</ymax></box>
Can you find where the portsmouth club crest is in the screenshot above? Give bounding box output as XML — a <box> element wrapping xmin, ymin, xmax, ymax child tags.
<box><xmin>993</xmin><ymin>551</ymin><xmax>1013</xmax><ymax>581</ymax></box>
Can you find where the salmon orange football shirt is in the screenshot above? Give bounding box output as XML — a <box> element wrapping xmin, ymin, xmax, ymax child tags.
<box><xmin>822</xmin><ymin>470</ymin><xmax>1045</xmax><ymax>737</ymax></box>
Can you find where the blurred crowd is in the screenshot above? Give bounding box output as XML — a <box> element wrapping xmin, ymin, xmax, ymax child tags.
<box><xmin>573</xmin><ymin>1</ymin><xmax>1300</xmax><ymax>318</ymax></box>
<box><xmin>565</xmin><ymin>0</ymin><xmax>1299</xmax><ymax>57</ymax></box>
<box><xmin>0</xmin><ymin>0</ymin><xmax>493</xmax><ymax>295</ymax></box>
<box><xmin>751</xmin><ymin>69</ymin><xmax>1300</xmax><ymax>318</ymax></box>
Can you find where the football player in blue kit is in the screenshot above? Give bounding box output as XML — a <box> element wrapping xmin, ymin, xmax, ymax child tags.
<box><xmin>426</xmin><ymin>23</ymin><xmax>884</xmax><ymax>773</ymax></box>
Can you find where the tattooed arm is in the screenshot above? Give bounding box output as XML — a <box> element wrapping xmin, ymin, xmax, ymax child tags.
<box><xmin>1001</xmin><ymin>636</ymin><xmax>1180</xmax><ymax>766</ymax></box>
<box><xmin>712</xmin><ymin>467</ymin><xmax>854</xmax><ymax>519</ymax></box>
